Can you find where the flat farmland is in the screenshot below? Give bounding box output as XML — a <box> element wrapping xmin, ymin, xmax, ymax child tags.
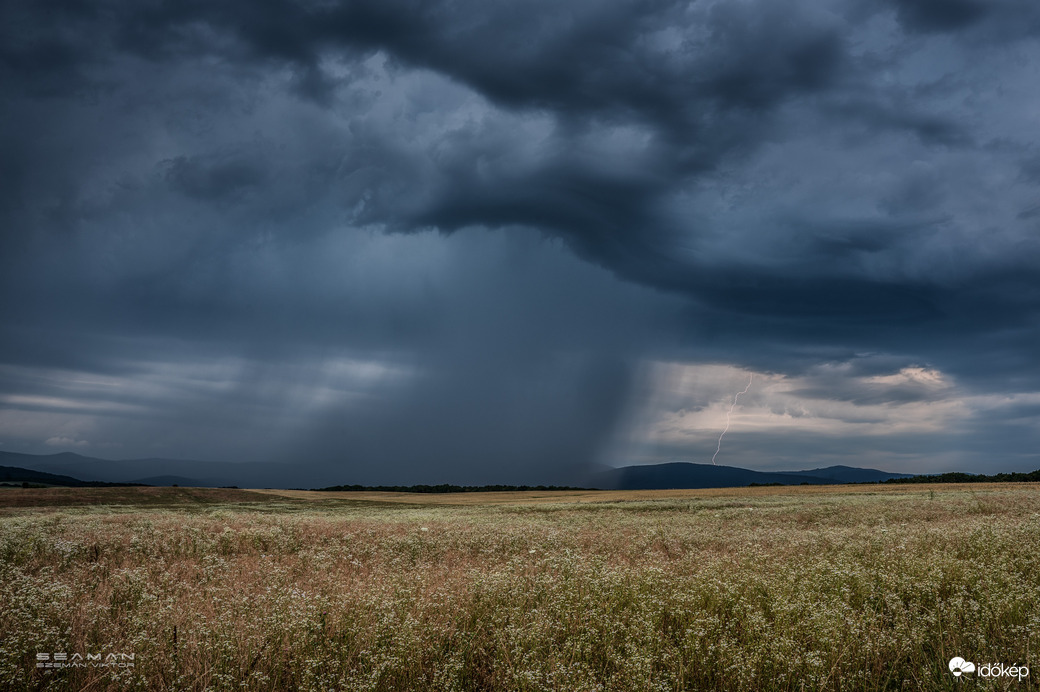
<box><xmin>1</xmin><ymin>483</ymin><xmax>1038</xmax><ymax>690</ymax></box>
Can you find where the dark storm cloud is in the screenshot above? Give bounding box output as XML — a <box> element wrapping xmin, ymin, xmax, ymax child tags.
<box><xmin>99</xmin><ymin>0</ymin><xmax>846</xmax><ymax>120</ymax></box>
<box><xmin>889</xmin><ymin>0</ymin><xmax>990</xmax><ymax>32</ymax></box>
<box><xmin>163</xmin><ymin>153</ymin><xmax>269</xmax><ymax>202</ymax></box>
<box><xmin>2</xmin><ymin>0</ymin><xmax>1040</xmax><ymax>478</ymax></box>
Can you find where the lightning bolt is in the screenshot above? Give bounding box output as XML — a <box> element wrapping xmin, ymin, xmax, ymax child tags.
<box><xmin>711</xmin><ymin>372</ymin><xmax>753</xmax><ymax>465</ymax></box>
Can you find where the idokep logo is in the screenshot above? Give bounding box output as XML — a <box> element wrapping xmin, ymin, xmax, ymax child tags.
<box><xmin>949</xmin><ymin>656</ymin><xmax>1030</xmax><ymax>681</ymax></box>
<box><xmin>978</xmin><ymin>663</ymin><xmax>1030</xmax><ymax>681</ymax></box>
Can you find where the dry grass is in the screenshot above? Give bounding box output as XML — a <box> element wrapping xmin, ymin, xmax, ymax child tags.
<box><xmin>1</xmin><ymin>484</ymin><xmax>1038</xmax><ymax>690</ymax></box>
<box><xmin>0</xmin><ymin>486</ymin><xmax>286</xmax><ymax>510</ymax></box>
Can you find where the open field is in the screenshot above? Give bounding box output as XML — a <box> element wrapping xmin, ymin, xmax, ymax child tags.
<box><xmin>254</xmin><ymin>482</ymin><xmax>1033</xmax><ymax>505</ymax></box>
<box><xmin>1</xmin><ymin>484</ymin><xmax>1038</xmax><ymax>690</ymax></box>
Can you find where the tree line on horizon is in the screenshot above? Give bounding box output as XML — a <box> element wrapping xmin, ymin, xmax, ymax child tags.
<box><xmin>883</xmin><ymin>469</ymin><xmax>1040</xmax><ymax>484</ymax></box>
<box><xmin>314</xmin><ymin>484</ymin><xmax>591</xmax><ymax>493</ymax></box>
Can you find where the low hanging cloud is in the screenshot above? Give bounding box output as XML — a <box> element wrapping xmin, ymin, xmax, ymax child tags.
<box><xmin>1</xmin><ymin>0</ymin><xmax>1039</xmax><ymax>480</ymax></box>
<box><xmin>44</xmin><ymin>437</ymin><xmax>90</xmax><ymax>448</ymax></box>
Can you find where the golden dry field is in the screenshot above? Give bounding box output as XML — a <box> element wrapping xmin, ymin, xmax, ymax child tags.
<box><xmin>1</xmin><ymin>483</ymin><xmax>1038</xmax><ymax>690</ymax></box>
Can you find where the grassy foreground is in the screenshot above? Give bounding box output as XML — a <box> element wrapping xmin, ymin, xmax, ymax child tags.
<box><xmin>1</xmin><ymin>484</ymin><xmax>1038</xmax><ymax>691</ymax></box>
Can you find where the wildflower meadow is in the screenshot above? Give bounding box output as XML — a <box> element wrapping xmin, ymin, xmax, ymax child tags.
<box><xmin>1</xmin><ymin>483</ymin><xmax>1037</xmax><ymax>690</ymax></box>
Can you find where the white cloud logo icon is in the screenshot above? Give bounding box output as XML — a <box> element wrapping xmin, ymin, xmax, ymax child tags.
<box><xmin>949</xmin><ymin>657</ymin><xmax>976</xmax><ymax>676</ymax></box>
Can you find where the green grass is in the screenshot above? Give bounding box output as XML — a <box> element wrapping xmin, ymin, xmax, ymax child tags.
<box><xmin>1</xmin><ymin>484</ymin><xmax>1038</xmax><ymax>690</ymax></box>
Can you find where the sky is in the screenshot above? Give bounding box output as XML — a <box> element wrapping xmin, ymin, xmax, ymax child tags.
<box><xmin>2</xmin><ymin>0</ymin><xmax>1039</xmax><ymax>485</ymax></box>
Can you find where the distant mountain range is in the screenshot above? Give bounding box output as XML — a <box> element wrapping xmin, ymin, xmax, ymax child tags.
<box><xmin>0</xmin><ymin>451</ymin><xmax>274</xmax><ymax>488</ymax></box>
<box><xmin>1</xmin><ymin>450</ymin><xmax>914</xmax><ymax>490</ymax></box>
<box><xmin>780</xmin><ymin>465</ymin><xmax>915</xmax><ymax>484</ymax></box>
<box><xmin>0</xmin><ymin>465</ymin><xmax>141</xmax><ymax>487</ymax></box>
<box><xmin>594</xmin><ymin>462</ymin><xmax>914</xmax><ymax>490</ymax></box>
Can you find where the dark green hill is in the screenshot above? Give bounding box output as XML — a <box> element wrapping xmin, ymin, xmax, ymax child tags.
<box><xmin>780</xmin><ymin>465</ymin><xmax>914</xmax><ymax>483</ymax></box>
<box><xmin>0</xmin><ymin>465</ymin><xmax>143</xmax><ymax>488</ymax></box>
<box><xmin>597</xmin><ymin>462</ymin><xmax>839</xmax><ymax>490</ymax></box>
